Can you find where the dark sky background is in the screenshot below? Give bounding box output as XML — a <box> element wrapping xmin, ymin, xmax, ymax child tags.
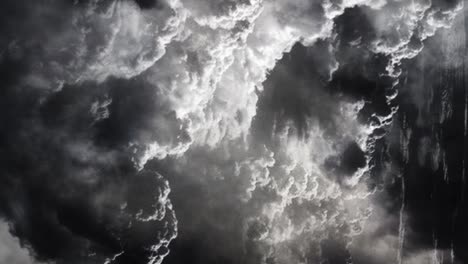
<box><xmin>0</xmin><ymin>0</ymin><xmax>467</xmax><ymax>264</ymax></box>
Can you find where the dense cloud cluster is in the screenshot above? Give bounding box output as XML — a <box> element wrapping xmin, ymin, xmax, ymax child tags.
<box><xmin>0</xmin><ymin>0</ymin><xmax>465</xmax><ymax>264</ymax></box>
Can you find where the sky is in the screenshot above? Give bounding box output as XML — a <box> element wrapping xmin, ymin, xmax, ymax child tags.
<box><xmin>0</xmin><ymin>0</ymin><xmax>467</xmax><ymax>263</ymax></box>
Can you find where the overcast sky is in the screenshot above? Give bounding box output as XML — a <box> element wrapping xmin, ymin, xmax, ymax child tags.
<box><xmin>0</xmin><ymin>0</ymin><xmax>466</xmax><ymax>264</ymax></box>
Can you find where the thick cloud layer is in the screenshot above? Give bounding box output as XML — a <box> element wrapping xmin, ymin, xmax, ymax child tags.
<box><xmin>0</xmin><ymin>0</ymin><xmax>465</xmax><ymax>264</ymax></box>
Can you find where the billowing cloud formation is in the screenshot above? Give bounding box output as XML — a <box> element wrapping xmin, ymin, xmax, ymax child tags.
<box><xmin>1</xmin><ymin>0</ymin><xmax>186</xmax><ymax>85</ymax></box>
<box><xmin>0</xmin><ymin>59</ymin><xmax>178</xmax><ymax>263</ymax></box>
<box><xmin>0</xmin><ymin>0</ymin><xmax>465</xmax><ymax>264</ymax></box>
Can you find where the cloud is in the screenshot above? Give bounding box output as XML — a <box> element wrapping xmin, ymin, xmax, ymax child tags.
<box><xmin>0</xmin><ymin>54</ymin><xmax>177</xmax><ymax>263</ymax></box>
<box><xmin>0</xmin><ymin>0</ymin><xmax>464</xmax><ymax>263</ymax></box>
<box><xmin>0</xmin><ymin>220</ymin><xmax>42</xmax><ymax>264</ymax></box>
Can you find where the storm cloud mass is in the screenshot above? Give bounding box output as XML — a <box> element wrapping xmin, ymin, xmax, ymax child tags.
<box><xmin>0</xmin><ymin>0</ymin><xmax>467</xmax><ymax>263</ymax></box>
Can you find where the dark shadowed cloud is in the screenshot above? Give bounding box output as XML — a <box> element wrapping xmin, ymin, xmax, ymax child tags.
<box><xmin>0</xmin><ymin>0</ymin><xmax>466</xmax><ymax>264</ymax></box>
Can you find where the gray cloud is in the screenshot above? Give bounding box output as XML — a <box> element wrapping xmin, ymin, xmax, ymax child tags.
<box><xmin>0</xmin><ymin>0</ymin><xmax>465</xmax><ymax>264</ymax></box>
<box><xmin>0</xmin><ymin>220</ymin><xmax>42</xmax><ymax>264</ymax></box>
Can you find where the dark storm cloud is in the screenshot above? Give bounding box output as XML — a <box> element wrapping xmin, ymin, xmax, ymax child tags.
<box><xmin>252</xmin><ymin>6</ymin><xmax>393</xmax><ymax>181</ymax></box>
<box><xmin>138</xmin><ymin>2</ymin><xmax>464</xmax><ymax>263</ymax></box>
<box><xmin>0</xmin><ymin>0</ymin><xmax>184</xmax><ymax>87</ymax></box>
<box><xmin>346</xmin><ymin>5</ymin><xmax>468</xmax><ymax>264</ymax></box>
<box><xmin>331</xmin><ymin>6</ymin><xmax>395</xmax><ymax>114</ymax></box>
<box><xmin>0</xmin><ymin>1</ymin><xmax>465</xmax><ymax>264</ymax></box>
<box><xmin>253</xmin><ymin>2</ymin><xmax>468</xmax><ymax>263</ymax></box>
<box><xmin>380</xmin><ymin>11</ymin><xmax>468</xmax><ymax>262</ymax></box>
<box><xmin>0</xmin><ymin>1</ymin><xmax>190</xmax><ymax>261</ymax></box>
<box><xmin>253</xmin><ymin>41</ymin><xmax>340</xmax><ymax>139</ymax></box>
<box><xmin>0</xmin><ymin>34</ymin><xmax>178</xmax><ymax>263</ymax></box>
<box><xmin>154</xmin><ymin>14</ymin><xmax>384</xmax><ymax>263</ymax></box>
<box><xmin>145</xmin><ymin>155</ymin><xmax>247</xmax><ymax>264</ymax></box>
<box><xmin>93</xmin><ymin>77</ymin><xmax>188</xmax><ymax>152</ymax></box>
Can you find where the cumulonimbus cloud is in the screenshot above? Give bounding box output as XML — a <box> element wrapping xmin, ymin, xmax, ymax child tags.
<box><xmin>0</xmin><ymin>0</ymin><xmax>463</xmax><ymax>263</ymax></box>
